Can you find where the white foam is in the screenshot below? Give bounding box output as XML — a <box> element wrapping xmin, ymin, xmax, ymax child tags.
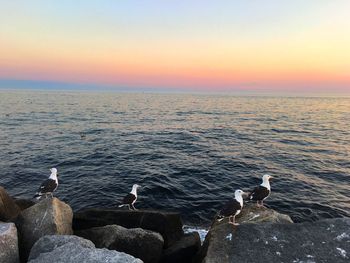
<box><xmin>336</xmin><ymin>247</ymin><xmax>347</xmax><ymax>258</ymax></box>
<box><xmin>335</xmin><ymin>233</ymin><xmax>350</xmax><ymax>241</ymax></box>
<box><xmin>183</xmin><ymin>225</ymin><xmax>208</xmax><ymax>243</ymax></box>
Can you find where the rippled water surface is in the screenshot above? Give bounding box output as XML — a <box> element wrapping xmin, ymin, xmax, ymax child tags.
<box><xmin>0</xmin><ymin>91</ymin><xmax>349</xmax><ymax>225</ymax></box>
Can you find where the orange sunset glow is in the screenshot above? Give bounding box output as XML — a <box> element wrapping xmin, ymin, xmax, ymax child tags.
<box><xmin>1</xmin><ymin>1</ymin><xmax>349</xmax><ymax>93</ymax></box>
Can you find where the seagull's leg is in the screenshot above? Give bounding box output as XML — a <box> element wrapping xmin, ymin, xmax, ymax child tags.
<box><xmin>229</xmin><ymin>216</ymin><xmax>239</xmax><ymax>225</ymax></box>
<box><xmin>232</xmin><ymin>216</ymin><xmax>239</xmax><ymax>226</ymax></box>
<box><xmin>131</xmin><ymin>204</ymin><xmax>136</xmax><ymax>210</ymax></box>
<box><xmin>128</xmin><ymin>204</ymin><xmax>131</xmax><ymax>210</ymax></box>
<box><xmin>256</xmin><ymin>201</ymin><xmax>260</xmax><ymax>207</ymax></box>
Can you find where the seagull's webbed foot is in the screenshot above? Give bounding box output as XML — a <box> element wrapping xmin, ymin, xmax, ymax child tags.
<box><xmin>228</xmin><ymin>216</ymin><xmax>239</xmax><ymax>226</ymax></box>
<box><xmin>256</xmin><ymin>201</ymin><xmax>263</xmax><ymax>208</ymax></box>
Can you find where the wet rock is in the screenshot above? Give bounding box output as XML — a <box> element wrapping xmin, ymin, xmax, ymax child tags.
<box><xmin>0</xmin><ymin>222</ymin><xmax>20</xmax><ymax>263</ymax></box>
<box><xmin>28</xmin><ymin>235</ymin><xmax>143</xmax><ymax>263</ymax></box>
<box><xmin>161</xmin><ymin>232</ymin><xmax>201</xmax><ymax>263</ymax></box>
<box><xmin>77</xmin><ymin>224</ymin><xmax>163</xmax><ymax>263</ymax></box>
<box><xmin>196</xmin><ymin>205</ymin><xmax>292</xmax><ymax>263</ymax></box>
<box><xmin>200</xmin><ymin>218</ymin><xmax>350</xmax><ymax>263</ymax></box>
<box><xmin>0</xmin><ymin>186</ymin><xmax>21</xmax><ymax>221</ymax></box>
<box><xmin>16</xmin><ymin>198</ymin><xmax>73</xmax><ymax>261</ymax></box>
<box><xmin>236</xmin><ymin>203</ymin><xmax>293</xmax><ymax>224</ymax></box>
<box><xmin>73</xmin><ymin>209</ymin><xmax>183</xmax><ymax>247</ymax></box>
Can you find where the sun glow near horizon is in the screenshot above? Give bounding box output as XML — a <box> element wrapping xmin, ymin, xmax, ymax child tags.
<box><xmin>0</xmin><ymin>1</ymin><xmax>349</xmax><ymax>93</ymax></box>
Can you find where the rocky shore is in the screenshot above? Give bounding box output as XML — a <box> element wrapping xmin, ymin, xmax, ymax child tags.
<box><xmin>1</xmin><ymin>185</ymin><xmax>349</xmax><ymax>263</ymax></box>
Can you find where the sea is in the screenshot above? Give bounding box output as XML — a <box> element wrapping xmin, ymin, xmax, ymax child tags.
<box><xmin>0</xmin><ymin>90</ymin><xmax>349</xmax><ymax>231</ymax></box>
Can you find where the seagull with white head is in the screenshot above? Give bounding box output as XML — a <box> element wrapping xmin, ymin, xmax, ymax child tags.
<box><xmin>217</xmin><ymin>189</ymin><xmax>245</xmax><ymax>226</ymax></box>
<box><xmin>248</xmin><ymin>174</ymin><xmax>273</xmax><ymax>207</ymax></box>
<box><xmin>34</xmin><ymin>168</ymin><xmax>59</xmax><ymax>199</ymax></box>
<box><xmin>118</xmin><ymin>184</ymin><xmax>141</xmax><ymax>210</ymax></box>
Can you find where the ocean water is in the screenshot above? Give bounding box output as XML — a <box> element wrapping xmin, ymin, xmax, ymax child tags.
<box><xmin>0</xmin><ymin>90</ymin><xmax>349</xmax><ymax>226</ymax></box>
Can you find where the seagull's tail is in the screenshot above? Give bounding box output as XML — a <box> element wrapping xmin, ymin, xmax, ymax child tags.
<box><xmin>215</xmin><ymin>211</ymin><xmax>225</xmax><ymax>222</ymax></box>
<box><xmin>33</xmin><ymin>193</ymin><xmax>42</xmax><ymax>200</ymax></box>
<box><xmin>217</xmin><ymin>216</ymin><xmax>224</xmax><ymax>222</ymax></box>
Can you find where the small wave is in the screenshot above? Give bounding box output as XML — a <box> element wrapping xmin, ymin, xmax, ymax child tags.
<box><xmin>183</xmin><ymin>225</ymin><xmax>208</xmax><ymax>243</ymax></box>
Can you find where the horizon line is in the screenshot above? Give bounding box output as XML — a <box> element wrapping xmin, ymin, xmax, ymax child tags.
<box><xmin>0</xmin><ymin>78</ymin><xmax>349</xmax><ymax>98</ymax></box>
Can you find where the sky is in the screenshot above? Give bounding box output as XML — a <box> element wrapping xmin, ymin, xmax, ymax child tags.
<box><xmin>0</xmin><ymin>0</ymin><xmax>349</xmax><ymax>94</ymax></box>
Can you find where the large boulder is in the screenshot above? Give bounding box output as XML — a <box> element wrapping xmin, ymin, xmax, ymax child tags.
<box><xmin>236</xmin><ymin>203</ymin><xmax>293</xmax><ymax>224</ymax></box>
<box><xmin>0</xmin><ymin>222</ymin><xmax>20</xmax><ymax>263</ymax></box>
<box><xmin>28</xmin><ymin>235</ymin><xmax>95</xmax><ymax>260</ymax></box>
<box><xmin>73</xmin><ymin>209</ymin><xmax>183</xmax><ymax>247</ymax></box>
<box><xmin>28</xmin><ymin>235</ymin><xmax>143</xmax><ymax>263</ymax></box>
<box><xmin>196</xmin><ymin>205</ymin><xmax>293</xmax><ymax>262</ymax></box>
<box><xmin>16</xmin><ymin>198</ymin><xmax>73</xmax><ymax>261</ymax></box>
<box><xmin>0</xmin><ymin>186</ymin><xmax>21</xmax><ymax>221</ymax></box>
<box><xmin>77</xmin><ymin>224</ymin><xmax>164</xmax><ymax>263</ymax></box>
<box><xmin>200</xmin><ymin>218</ymin><xmax>350</xmax><ymax>263</ymax></box>
<box><xmin>161</xmin><ymin>232</ymin><xmax>201</xmax><ymax>263</ymax></box>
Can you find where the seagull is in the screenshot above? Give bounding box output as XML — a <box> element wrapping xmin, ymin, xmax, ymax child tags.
<box><xmin>118</xmin><ymin>184</ymin><xmax>141</xmax><ymax>210</ymax></box>
<box><xmin>217</xmin><ymin>189</ymin><xmax>245</xmax><ymax>226</ymax></box>
<box><xmin>248</xmin><ymin>174</ymin><xmax>272</xmax><ymax>207</ymax></box>
<box><xmin>34</xmin><ymin>168</ymin><xmax>59</xmax><ymax>199</ymax></box>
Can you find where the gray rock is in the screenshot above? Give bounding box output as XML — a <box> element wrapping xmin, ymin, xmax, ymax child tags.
<box><xmin>197</xmin><ymin>202</ymin><xmax>293</xmax><ymax>261</ymax></box>
<box><xmin>73</xmin><ymin>209</ymin><xmax>183</xmax><ymax>247</ymax></box>
<box><xmin>28</xmin><ymin>235</ymin><xmax>143</xmax><ymax>263</ymax></box>
<box><xmin>0</xmin><ymin>222</ymin><xmax>20</xmax><ymax>263</ymax></box>
<box><xmin>16</xmin><ymin>197</ymin><xmax>73</xmax><ymax>261</ymax></box>
<box><xmin>0</xmin><ymin>186</ymin><xmax>21</xmax><ymax>221</ymax></box>
<box><xmin>236</xmin><ymin>203</ymin><xmax>293</xmax><ymax>224</ymax></box>
<box><xmin>200</xmin><ymin>218</ymin><xmax>350</xmax><ymax>263</ymax></box>
<box><xmin>77</xmin><ymin>224</ymin><xmax>164</xmax><ymax>263</ymax></box>
<box><xmin>161</xmin><ymin>232</ymin><xmax>201</xmax><ymax>263</ymax></box>
<box><xmin>28</xmin><ymin>235</ymin><xmax>95</xmax><ymax>261</ymax></box>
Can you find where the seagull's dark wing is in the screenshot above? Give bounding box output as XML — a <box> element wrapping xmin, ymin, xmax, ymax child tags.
<box><xmin>37</xmin><ymin>179</ymin><xmax>58</xmax><ymax>194</ymax></box>
<box><xmin>122</xmin><ymin>193</ymin><xmax>136</xmax><ymax>205</ymax></box>
<box><xmin>249</xmin><ymin>186</ymin><xmax>270</xmax><ymax>201</ymax></box>
<box><xmin>219</xmin><ymin>199</ymin><xmax>242</xmax><ymax>217</ymax></box>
